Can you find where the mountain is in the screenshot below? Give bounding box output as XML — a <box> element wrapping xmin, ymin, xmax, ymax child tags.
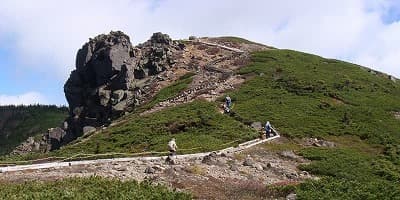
<box><xmin>0</xmin><ymin>32</ymin><xmax>399</xmax><ymax>199</ymax></box>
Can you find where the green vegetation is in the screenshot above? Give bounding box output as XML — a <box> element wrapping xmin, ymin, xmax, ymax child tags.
<box><xmin>0</xmin><ymin>176</ymin><xmax>191</xmax><ymax>200</ymax></box>
<box><xmin>139</xmin><ymin>72</ymin><xmax>194</xmax><ymax>111</ymax></box>
<box><xmin>0</xmin><ymin>105</ymin><xmax>68</xmax><ymax>155</ymax></box>
<box><xmin>297</xmin><ymin>147</ymin><xmax>400</xmax><ymax>199</ymax></box>
<box><xmin>231</xmin><ymin>50</ymin><xmax>400</xmax><ymax>143</ymax></box>
<box><xmin>216</xmin><ymin>36</ymin><xmax>273</xmax><ymax>48</ymax></box>
<box><xmin>227</xmin><ymin>50</ymin><xmax>400</xmax><ymax>199</ymax></box>
<box><xmin>2</xmin><ymin>48</ymin><xmax>400</xmax><ymax>198</ymax></box>
<box><xmin>51</xmin><ymin>100</ymin><xmax>256</xmax><ymax>157</ymax></box>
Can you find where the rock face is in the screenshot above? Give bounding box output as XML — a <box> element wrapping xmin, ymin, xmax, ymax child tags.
<box><xmin>61</xmin><ymin>31</ymin><xmax>181</xmax><ymax>148</ymax></box>
<box><xmin>65</xmin><ymin>31</ymin><xmax>135</xmax><ymax>128</ymax></box>
<box><xmin>12</xmin><ymin>127</ymin><xmax>67</xmax><ymax>154</ymax></box>
<box><xmin>304</xmin><ymin>138</ymin><xmax>336</xmax><ymax>148</ymax></box>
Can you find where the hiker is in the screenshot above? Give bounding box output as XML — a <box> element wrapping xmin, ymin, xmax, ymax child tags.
<box><xmin>225</xmin><ymin>95</ymin><xmax>232</xmax><ymax>108</ymax></box>
<box><xmin>223</xmin><ymin>103</ymin><xmax>230</xmax><ymax>113</ymax></box>
<box><xmin>265</xmin><ymin>121</ymin><xmax>272</xmax><ymax>138</ymax></box>
<box><xmin>168</xmin><ymin>138</ymin><xmax>178</xmax><ymax>156</ymax></box>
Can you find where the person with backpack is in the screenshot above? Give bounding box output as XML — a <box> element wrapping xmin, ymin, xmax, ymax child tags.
<box><xmin>168</xmin><ymin>138</ymin><xmax>178</xmax><ymax>156</ymax></box>
<box><xmin>265</xmin><ymin>121</ymin><xmax>272</xmax><ymax>138</ymax></box>
<box><xmin>225</xmin><ymin>96</ymin><xmax>232</xmax><ymax>108</ymax></box>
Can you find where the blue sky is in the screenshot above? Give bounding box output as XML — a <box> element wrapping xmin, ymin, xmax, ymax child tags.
<box><xmin>0</xmin><ymin>0</ymin><xmax>399</xmax><ymax>105</ymax></box>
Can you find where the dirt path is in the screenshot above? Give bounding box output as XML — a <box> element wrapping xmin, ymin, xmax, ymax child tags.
<box><xmin>0</xmin><ymin>136</ymin><xmax>315</xmax><ymax>200</ymax></box>
<box><xmin>0</xmin><ymin>135</ymin><xmax>280</xmax><ymax>173</ymax></box>
<box><xmin>140</xmin><ymin>39</ymin><xmax>247</xmax><ymax>116</ymax></box>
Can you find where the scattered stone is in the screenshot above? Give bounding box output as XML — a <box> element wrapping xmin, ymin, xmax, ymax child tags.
<box><xmin>173</xmin><ymin>166</ymin><xmax>183</xmax><ymax>172</ymax></box>
<box><xmin>202</xmin><ymin>153</ymin><xmax>219</xmax><ymax>165</ymax></box>
<box><xmin>83</xmin><ymin>126</ymin><xmax>96</xmax><ymax>134</ymax></box>
<box><xmin>300</xmin><ymin>171</ymin><xmax>310</xmax><ymax>177</ymax></box>
<box><xmin>115</xmin><ymin>166</ymin><xmax>128</xmax><ymax>171</ymax></box>
<box><xmin>280</xmin><ymin>151</ymin><xmax>300</xmax><ymax>160</ymax></box>
<box><xmin>166</xmin><ymin>155</ymin><xmax>176</xmax><ymax>165</ymax></box>
<box><xmin>243</xmin><ymin>157</ymin><xmax>255</xmax><ymax>167</ymax></box>
<box><xmin>286</xmin><ymin>193</ymin><xmax>297</xmax><ymax>200</ymax></box>
<box><xmin>144</xmin><ymin>166</ymin><xmax>155</xmax><ymax>174</ymax></box>
<box><xmin>305</xmin><ymin>138</ymin><xmax>336</xmax><ymax>148</ymax></box>
<box><xmin>253</xmin><ymin>163</ymin><xmax>263</xmax><ymax>171</ymax></box>
<box><xmin>394</xmin><ymin>112</ymin><xmax>400</xmax><ymax>120</ymax></box>
<box><xmin>230</xmin><ymin>164</ymin><xmax>239</xmax><ymax>171</ymax></box>
<box><xmin>152</xmin><ymin>165</ymin><xmax>165</xmax><ymax>171</ymax></box>
<box><xmin>250</xmin><ymin>122</ymin><xmax>262</xmax><ymax>131</ymax></box>
<box><xmin>285</xmin><ymin>172</ymin><xmax>298</xmax><ymax>179</ymax></box>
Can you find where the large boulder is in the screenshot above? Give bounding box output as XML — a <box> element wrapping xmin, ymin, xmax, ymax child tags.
<box><xmin>62</xmin><ymin>31</ymin><xmax>181</xmax><ymax>149</ymax></box>
<box><xmin>65</xmin><ymin>31</ymin><xmax>135</xmax><ymax>120</ymax></box>
<box><xmin>135</xmin><ymin>32</ymin><xmax>179</xmax><ymax>76</ymax></box>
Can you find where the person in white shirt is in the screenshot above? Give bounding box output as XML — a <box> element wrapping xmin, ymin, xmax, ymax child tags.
<box><xmin>168</xmin><ymin>138</ymin><xmax>178</xmax><ymax>156</ymax></box>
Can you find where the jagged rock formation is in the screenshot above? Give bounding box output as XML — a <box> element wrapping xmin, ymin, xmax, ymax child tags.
<box><xmin>12</xmin><ymin>127</ymin><xmax>67</xmax><ymax>154</ymax></box>
<box><xmin>61</xmin><ymin>31</ymin><xmax>182</xmax><ymax>146</ymax></box>
<box><xmin>12</xmin><ymin>32</ymin><xmax>183</xmax><ymax>154</ymax></box>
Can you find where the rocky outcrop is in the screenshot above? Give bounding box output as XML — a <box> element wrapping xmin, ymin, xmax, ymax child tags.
<box><xmin>10</xmin><ymin>32</ymin><xmax>184</xmax><ymax>154</ymax></box>
<box><xmin>65</xmin><ymin>31</ymin><xmax>136</xmax><ymax>127</ymax></box>
<box><xmin>303</xmin><ymin>138</ymin><xmax>336</xmax><ymax>148</ymax></box>
<box><xmin>12</xmin><ymin>127</ymin><xmax>67</xmax><ymax>154</ymax></box>
<box><xmin>61</xmin><ymin>31</ymin><xmax>182</xmax><ymax>149</ymax></box>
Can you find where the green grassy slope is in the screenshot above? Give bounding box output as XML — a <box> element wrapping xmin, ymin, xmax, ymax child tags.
<box><xmin>2</xmin><ymin>48</ymin><xmax>400</xmax><ymax>199</ymax></box>
<box><xmin>0</xmin><ymin>105</ymin><xmax>68</xmax><ymax>155</ymax></box>
<box><xmin>44</xmin><ymin>72</ymin><xmax>256</xmax><ymax>157</ymax></box>
<box><xmin>232</xmin><ymin>50</ymin><xmax>400</xmax><ymax>143</ymax></box>
<box><xmin>227</xmin><ymin>50</ymin><xmax>400</xmax><ymax>199</ymax></box>
<box><xmin>138</xmin><ymin>72</ymin><xmax>194</xmax><ymax>111</ymax></box>
<box><xmin>0</xmin><ymin>176</ymin><xmax>191</xmax><ymax>200</ymax></box>
<box><xmin>55</xmin><ymin>100</ymin><xmax>256</xmax><ymax>156</ymax></box>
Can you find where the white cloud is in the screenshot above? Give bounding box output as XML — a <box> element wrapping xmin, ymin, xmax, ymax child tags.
<box><xmin>0</xmin><ymin>0</ymin><xmax>399</xmax><ymax>79</ymax></box>
<box><xmin>0</xmin><ymin>92</ymin><xmax>48</xmax><ymax>105</ymax></box>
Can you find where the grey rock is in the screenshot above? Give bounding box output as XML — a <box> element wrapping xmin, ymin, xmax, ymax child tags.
<box><xmin>166</xmin><ymin>155</ymin><xmax>176</xmax><ymax>165</ymax></box>
<box><xmin>83</xmin><ymin>126</ymin><xmax>96</xmax><ymax>134</ymax></box>
<box><xmin>230</xmin><ymin>164</ymin><xmax>239</xmax><ymax>171</ymax></box>
<box><xmin>300</xmin><ymin>171</ymin><xmax>310</xmax><ymax>177</ymax></box>
<box><xmin>45</xmin><ymin>127</ymin><xmax>67</xmax><ymax>151</ymax></box>
<box><xmin>286</xmin><ymin>193</ymin><xmax>297</xmax><ymax>200</ymax></box>
<box><xmin>253</xmin><ymin>163</ymin><xmax>263</xmax><ymax>171</ymax></box>
<box><xmin>115</xmin><ymin>166</ymin><xmax>128</xmax><ymax>171</ymax></box>
<box><xmin>280</xmin><ymin>151</ymin><xmax>300</xmax><ymax>160</ymax></box>
<box><xmin>306</xmin><ymin>138</ymin><xmax>336</xmax><ymax>148</ymax></box>
<box><xmin>265</xmin><ymin>162</ymin><xmax>272</xmax><ymax>168</ymax></box>
<box><xmin>317</xmin><ymin>140</ymin><xmax>336</xmax><ymax>148</ymax></box>
<box><xmin>394</xmin><ymin>112</ymin><xmax>400</xmax><ymax>120</ymax></box>
<box><xmin>112</xmin><ymin>90</ymin><xmax>126</xmax><ymax>103</ymax></box>
<box><xmin>152</xmin><ymin>165</ymin><xmax>165</xmax><ymax>171</ymax></box>
<box><xmin>250</xmin><ymin>122</ymin><xmax>262</xmax><ymax>131</ymax></box>
<box><xmin>202</xmin><ymin>153</ymin><xmax>219</xmax><ymax>165</ymax></box>
<box><xmin>60</xmin><ymin>31</ymin><xmax>181</xmax><ymax>150</ymax></box>
<box><xmin>144</xmin><ymin>166</ymin><xmax>155</xmax><ymax>174</ymax></box>
<box><xmin>285</xmin><ymin>172</ymin><xmax>298</xmax><ymax>179</ymax></box>
<box><xmin>243</xmin><ymin>157</ymin><xmax>255</xmax><ymax>167</ymax></box>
